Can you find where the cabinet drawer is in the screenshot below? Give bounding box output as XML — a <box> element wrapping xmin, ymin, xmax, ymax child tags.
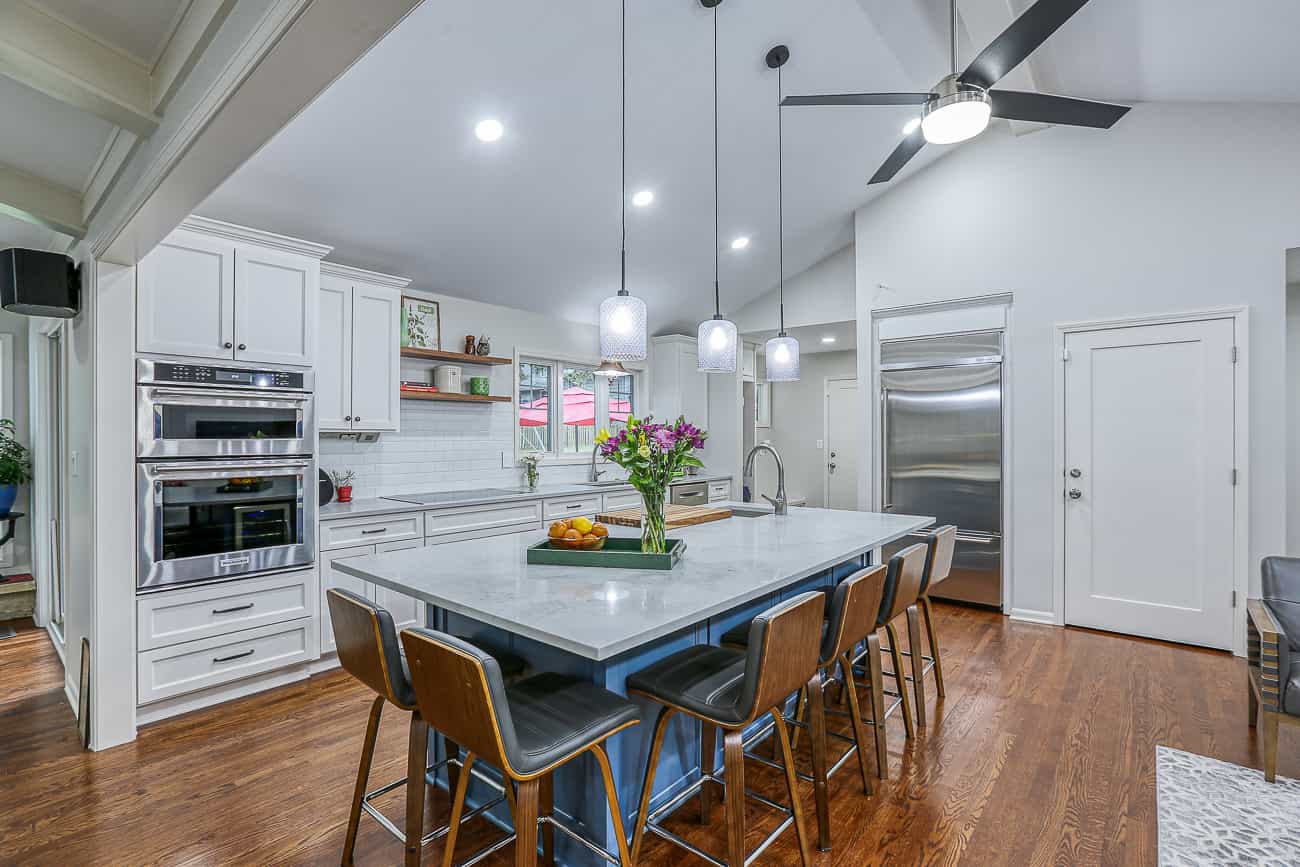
<box><xmin>137</xmin><ymin>569</ymin><xmax>314</xmax><ymax>651</ymax></box>
<box><xmin>543</xmin><ymin>495</ymin><xmax>603</xmax><ymax>521</ymax></box>
<box><xmin>321</xmin><ymin>512</ymin><xmax>423</xmax><ymax>550</ymax></box>
<box><xmin>708</xmin><ymin>480</ymin><xmax>731</xmax><ymax>502</ymax></box>
<box><xmin>425</xmin><ymin>501</ymin><xmax>542</xmax><ymax>538</ymax></box>
<box><xmin>138</xmin><ymin>618</ymin><xmax>315</xmax><ymax>705</ymax></box>
<box><xmin>602</xmin><ymin>490</ymin><xmax>642</xmax><ymax>512</ymax></box>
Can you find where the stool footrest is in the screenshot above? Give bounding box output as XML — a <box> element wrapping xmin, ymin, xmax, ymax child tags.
<box><xmin>644</xmin><ymin>771</ymin><xmax>795</xmax><ymax>867</ymax></box>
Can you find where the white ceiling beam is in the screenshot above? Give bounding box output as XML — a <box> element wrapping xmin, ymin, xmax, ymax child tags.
<box><xmin>0</xmin><ymin>162</ymin><xmax>85</xmax><ymax>239</ymax></box>
<box><xmin>0</xmin><ymin>1</ymin><xmax>160</xmax><ymax>137</ymax></box>
<box><xmin>151</xmin><ymin>0</ymin><xmax>237</xmax><ymax>112</ymax></box>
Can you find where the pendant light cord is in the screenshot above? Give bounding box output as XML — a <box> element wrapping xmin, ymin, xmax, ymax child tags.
<box><xmin>619</xmin><ymin>0</ymin><xmax>628</xmax><ymax>296</ymax></box>
<box><xmin>711</xmin><ymin>4</ymin><xmax>721</xmax><ymax>320</ymax></box>
<box><xmin>777</xmin><ymin>64</ymin><xmax>786</xmax><ymax>336</ymax></box>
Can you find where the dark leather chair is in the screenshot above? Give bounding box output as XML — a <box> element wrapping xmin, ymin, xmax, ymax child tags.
<box><xmin>910</xmin><ymin>525</ymin><xmax>958</xmax><ymax>705</ymax></box>
<box><xmin>627</xmin><ymin>592</ymin><xmax>826</xmax><ymax>866</ymax></box>
<box><xmin>400</xmin><ymin>628</ymin><xmax>640</xmax><ymax>867</ymax></box>
<box><xmin>1248</xmin><ymin>557</ymin><xmax>1300</xmax><ymax>782</ymax></box>
<box><xmin>325</xmin><ymin>589</ymin><xmax>525</xmax><ymax>866</ymax></box>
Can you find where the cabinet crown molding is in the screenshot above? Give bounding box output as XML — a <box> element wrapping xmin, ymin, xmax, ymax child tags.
<box><xmin>320</xmin><ymin>261</ymin><xmax>412</xmax><ymax>289</ymax></box>
<box><xmin>182</xmin><ymin>215</ymin><xmax>333</xmax><ymax>259</ymax></box>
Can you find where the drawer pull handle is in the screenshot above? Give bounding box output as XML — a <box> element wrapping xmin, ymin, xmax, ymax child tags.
<box><xmin>213</xmin><ymin>649</ymin><xmax>255</xmax><ymax>664</ymax></box>
<box><xmin>361</xmin><ymin>528</ymin><xmax>388</xmax><ymax>535</ymax></box>
<box><xmin>565</xmin><ymin>503</ymin><xmax>585</xmax><ymax>510</ymax></box>
<box><xmin>212</xmin><ymin>603</ymin><xmax>255</xmax><ymax>615</ymax></box>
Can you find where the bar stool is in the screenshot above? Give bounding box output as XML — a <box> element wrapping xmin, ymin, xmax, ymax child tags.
<box><xmin>326</xmin><ymin>589</ymin><xmax>525</xmax><ymax>867</ymax></box>
<box><xmin>400</xmin><ymin>628</ymin><xmax>641</xmax><ymax>867</ymax></box>
<box><xmin>627</xmin><ymin>591</ymin><xmax>826</xmax><ymax>867</ymax></box>
<box><xmin>914</xmin><ymin>525</ymin><xmax>958</xmax><ymax>701</ymax></box>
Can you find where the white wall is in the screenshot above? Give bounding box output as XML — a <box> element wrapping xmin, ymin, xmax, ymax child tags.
<box><xmin>320</xmin><ymin>286</ymin><xmax>635</xmax><ymax>497</ymax></box>
<box><xmin>854</xmin><ymin>102</ymin><xmax>1299</xmax><ymax>618</ymax></box>
<box><xmin>752</xmin><ymin>350</ymin><xmax>857</xmax><ymax>508</ymax></box>
<box><xmin>732</xmin><ymin>245</ymin><xmax>855</xmax><ymax>335</ymax></box>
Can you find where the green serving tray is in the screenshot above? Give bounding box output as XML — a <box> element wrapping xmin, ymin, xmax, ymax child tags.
<box><xmin>526</xmin><ymin>537</ymin><xmax>686</xmax><ymax>570</ymax></box>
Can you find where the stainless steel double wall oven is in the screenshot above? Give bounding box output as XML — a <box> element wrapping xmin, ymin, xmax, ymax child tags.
<box><xmin>136</xmin><ymin>358</ymin><xmax>316</xmax><ymax>592</ymax></box>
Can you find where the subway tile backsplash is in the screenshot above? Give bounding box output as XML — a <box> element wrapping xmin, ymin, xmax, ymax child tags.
<box><xmin>318</xmin><ymin>402</ymin><xmax>603</xmax><ymax>499</ymax></box>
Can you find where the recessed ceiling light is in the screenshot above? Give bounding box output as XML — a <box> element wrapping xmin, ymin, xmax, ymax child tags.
<box><xmin>821</xmin><ymin>335</ymin><xmax>836</xmax><ymax>344</ymax></box>
<box><xmin>474</xmin><ymin>118</ymin><xmax>504</xmax><ymax>142</ymax></box>
<box><xmin>632</xmin><ymin>190</ymin><xmax>654</xmax><ymax>207</ymax></box>
<box><xmin>902</xmin><ymin>117</ymin><xmax>921</xmax><ymax>136</ymax></box>
<box><xmin>730</xmin><ymin>236</ymin><xmax>750</xmax><ymax>251</ymax></box>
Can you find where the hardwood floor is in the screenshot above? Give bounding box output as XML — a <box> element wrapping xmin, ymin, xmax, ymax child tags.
<box><xmin>0</xmin><ymin>606</ymin><xmax>1283</xmax><ymax>866</ymax></box>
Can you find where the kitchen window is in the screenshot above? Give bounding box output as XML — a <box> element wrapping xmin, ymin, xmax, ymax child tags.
<box><xmin>518</xmin><ymin>357</ymin><xmax>638</xmax><ymax>459</ymax></box>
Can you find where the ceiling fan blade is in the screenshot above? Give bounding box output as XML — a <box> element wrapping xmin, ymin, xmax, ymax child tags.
<box><xmin>782</xmin><ymin>92</ymin><xmax>929</xmax><ymax>107</ymax></box>
<box><xmin>960</xmin><ymin>0</ymin><xmax>1090</xmax><ymax>90</ymax></box>
<box><xmin>869</xmin><ymin>131</ymin><xmax>925</xmax><ymax>185</ymax></box>
<box><xmin>990</xmin><ymin>90</ymin><xmax>1130</xmax><ymax>128</ymax></box>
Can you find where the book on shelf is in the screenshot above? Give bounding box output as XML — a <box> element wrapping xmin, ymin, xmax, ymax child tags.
<box><xmin>400</xmin><ymin>381</ymin><xmax>438</xmax><ymax>392</ymax></box>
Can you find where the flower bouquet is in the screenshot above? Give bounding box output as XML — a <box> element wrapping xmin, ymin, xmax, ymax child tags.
<box><xmin>596</xmin><ymin>416</ymin><xmax>707</xmax><ymax>553</ymax></box>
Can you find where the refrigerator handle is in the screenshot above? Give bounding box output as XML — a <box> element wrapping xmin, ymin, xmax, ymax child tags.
<box><xmin>879</xmin><ymin>386</ymin><xmax>892</xmax><ymax>511</ymax></box>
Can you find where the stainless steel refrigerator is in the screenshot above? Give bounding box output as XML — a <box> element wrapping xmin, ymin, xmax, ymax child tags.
<box><xmin>879</xmin><ymin>331</ymin><xmax>1003</xmax><ymax>608</ymax></box>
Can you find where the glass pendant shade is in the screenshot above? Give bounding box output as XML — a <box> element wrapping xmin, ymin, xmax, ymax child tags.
<box><xmin>697</xmin><ymin>316</ymin><xmax>738</xmax><ymax>372</ymax></box>
<box><xmin>599</xmin><ymin>292</ymin><xmax>647</xmax><ymax>362</ymax></box>
<box><xmin>765</xmin><ymin>334</ymin><xmax>800</xmax><ymax>382</ymax></box>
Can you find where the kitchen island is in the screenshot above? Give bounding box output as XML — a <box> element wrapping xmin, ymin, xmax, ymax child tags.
<box><xmin>335</xmin><ymin>506</ymin><xmax>931</xmax><ymax>865</ymax></box>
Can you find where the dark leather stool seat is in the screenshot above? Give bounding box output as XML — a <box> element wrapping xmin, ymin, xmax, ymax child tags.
<box><xmin>502</xmin><ymin>671</ymin><xmax>641</xmax><ymax>775</ymax></box>
<box><xmin>626</xmin><ymin>645</ymin><xmax>748</xmax><ymax>724</ymax></box>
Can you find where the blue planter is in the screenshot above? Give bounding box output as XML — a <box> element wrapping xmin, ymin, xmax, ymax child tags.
<box><xmin>0</xmin><ymin>484</ymin><xmax>17</xmax><ymax>517</ymax></box>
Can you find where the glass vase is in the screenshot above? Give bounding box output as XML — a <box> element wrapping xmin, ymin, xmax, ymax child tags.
<box><xmin>641</xmin><ymin>487</ymin><xmax>667</xmax><ymax>554</ymax></box>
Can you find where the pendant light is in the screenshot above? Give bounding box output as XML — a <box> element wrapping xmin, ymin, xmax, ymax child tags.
<box><xmin>696</xmin><ymin>0</ymin><xmax>737</xmax><ymax>373</ymax></box>
<box><xmin>765</xmin><ymin>45</ymin><xmax>799</xmax><ymax>382</ymax></box>
<box><xmin>598</xmin><ymin>0</ymin><xmax>647</xmax><ymax>368</ymax></box>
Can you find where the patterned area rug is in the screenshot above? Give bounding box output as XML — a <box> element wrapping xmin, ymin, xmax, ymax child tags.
<box><xmin>1157</xmin><ymin>745</ymin><xmax>1300</xmax><ymax>865</ymax></box>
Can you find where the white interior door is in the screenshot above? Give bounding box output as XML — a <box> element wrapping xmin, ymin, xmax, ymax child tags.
<box><xmin>1063</xmin><ymin>318</ymin><xmax>1235</xmax><ymax>649</ymax></box>
<box><xmin>825</xmin><ymin>378</ymin><xmax>858</xmax><ymax>509</ymax></box>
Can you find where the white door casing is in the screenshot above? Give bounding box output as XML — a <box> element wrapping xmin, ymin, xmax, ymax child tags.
<box><xmin>349</xmin><ymin>283</ymin><xmax>401</xmax><ymax>432</ymax></box>
<box><xmin>316</xmin><ymin>276</ymin><xmax>352</xmax><ymax>431</ymax></box>
<box><xmin>824</xmin><ymin>378</ymin><xmax>858</xmax><ymax>510</ymax></box>
<box><xmin>234</xmin><ymin>246</ymin><xmax>317</xmax><ymax>367</ymax></box>
<box><xmin>1062</xmin><ymin>317</ymin><xmax>1236</xmax><ymax>649</ymax></box>
<box><xmin>136</xmin><ymin>229</ymin><xmax>235</xmax><ymax>359</ymax></box>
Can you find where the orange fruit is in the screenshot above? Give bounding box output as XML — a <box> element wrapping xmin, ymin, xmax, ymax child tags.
<box><xmin>583</xmin><ymin>534</ymin><xmax>597</xmax><ymax>544</ymax></box>
<box><xmin>564</xmin><ymin>528</ymin><xmax>581</xmax><ymax>541</ymax></box>
<box><xmin>592</xmin><ymin>524</ymin><xmax>609</xmax><ymax>538</ymax></box>
<box><xmin>548</xmin><ymin>521</ymin><xmax>568</xmax><ymax>539</ymax></box>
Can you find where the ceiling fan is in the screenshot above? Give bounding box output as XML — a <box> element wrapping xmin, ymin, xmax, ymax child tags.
<box><xmin>782</xmin><ymin>0</ymin><xmax>1130</xmax><ymax>184</ymax></box>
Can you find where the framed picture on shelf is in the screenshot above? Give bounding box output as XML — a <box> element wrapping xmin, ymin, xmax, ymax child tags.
<box><xmin>400</xmin><ymin>296</ymin><xmax>441</xmax><ymax>350</ymax></box>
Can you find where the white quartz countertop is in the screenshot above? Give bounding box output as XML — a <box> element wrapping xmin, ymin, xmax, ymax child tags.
<box><xmin>334</xmin><ymin>507</ymin><xmax>933</xmax><ymax>660</ymax></box>
<box><xmin>318</xmin><ymin>474</ymin><xmax>735</xmax><ymax>520</ymax></box>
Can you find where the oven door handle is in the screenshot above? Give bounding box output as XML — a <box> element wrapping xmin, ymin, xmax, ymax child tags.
<box><xmin>143</xmin><ymin>386</ymin><xmax>310</xmax><ymax>406</ymax></box>
<box><xmin>147</xmin><ymin>458</ymin><xmax>311</xmax><ymax>476</ymax></box>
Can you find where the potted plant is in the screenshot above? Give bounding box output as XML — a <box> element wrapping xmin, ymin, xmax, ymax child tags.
<box><xmin>520</xmin><ymin>453</ymin><xmax>543</xmax><ymax>491</ymax></box>
<box><xmin>596</xmin><ymin>416</ymin><xmax>706</xmax><ymax>553</ymax></box>
<box><xmin>329</xmin><ymin>468</ymin><xmax>356</xmax><ymax>503</ymax></box>
<box><xmin>0</xmin><ymin>419</ymin><xmax>30</xmax><ymax>517</ymax></box>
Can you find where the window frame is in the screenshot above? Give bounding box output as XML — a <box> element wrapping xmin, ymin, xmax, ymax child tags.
<box><xmin>515</xmin><ymin>352</ymin><xmax>644</xmax><ymax>465</ymax></box>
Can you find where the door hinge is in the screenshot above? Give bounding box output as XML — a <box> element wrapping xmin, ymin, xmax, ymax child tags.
<box><xmin>1231</xmin><ymin>468</ymin><xmax>1238</xmax><ymax>486</ymax></box>
<box><xmin>1232</xmin><ymin>590</ymin><xmax>1238</xmax><ymax>608</ymax></box>
<box><xmin>1062</xmin><ymin>348</ymin><xmax>1071</xmax><ymax>362</ymax></box>
<box><xmin>1231</xmin><ymin>345</ymin><xmax>1238</xmax><ymax>364</ymax></box>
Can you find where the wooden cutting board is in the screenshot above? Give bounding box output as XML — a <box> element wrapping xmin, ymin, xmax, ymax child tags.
<box><xmin>596</xmin><ymin>503</ymin><xmax>733</xmax><ymax>529</ymax></box>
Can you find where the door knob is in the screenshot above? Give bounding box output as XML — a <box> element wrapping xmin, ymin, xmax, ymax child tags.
<box><xmin>828</xmin><ymin>462</ymin><xmax>837</xmax><ymax>472</ymax></box>
<box><xmin>1069</xmin><ymin>468</ymin><xmax>1082</xmax><ymax>478</ymax></box>
<box><xmin>830</xmin><ymin>450</ymin><xmax>837</xmax><ymax>458</ymax></box>
<box><xmin>1068</xmin><ymin>488</ymin><xmax>1083</xmax><ymax>500</ymax></box>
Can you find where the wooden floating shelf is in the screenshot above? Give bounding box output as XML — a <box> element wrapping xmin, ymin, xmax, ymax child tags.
<box><xmin>399</xmin><ymin>347</ymin><xmax>513</xmax><ymax>366</ymax></box>
<box><xmin>399</xmin><ymin>389</ymin><xmax>512</xmax><ymax>404</ymax></box>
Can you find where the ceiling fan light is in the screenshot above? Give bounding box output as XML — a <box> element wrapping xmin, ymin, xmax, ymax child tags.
<box><xmin>765</xmin><ymin>335</ymin><xmax>800</xmax><ymax>382</ymax></box>
<box><xmin>921</xmin><ymin>89</ymin><xmax>991</xmax><ymax>145</ymax></box>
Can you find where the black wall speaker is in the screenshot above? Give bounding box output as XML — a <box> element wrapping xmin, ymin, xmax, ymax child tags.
<box><xmin>0</xmin><ymin>248</ymin><xmax>80</xmax><ymax>318</ymax></box>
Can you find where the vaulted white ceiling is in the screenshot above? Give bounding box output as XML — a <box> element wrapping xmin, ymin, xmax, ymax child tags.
<box><xmin>197</xmin><ymin>0</ymin><xmax>1300</xmax><ymax>334</ymax></box>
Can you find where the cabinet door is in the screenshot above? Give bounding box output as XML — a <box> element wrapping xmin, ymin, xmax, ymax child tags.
<box><xmin>234</xmin><ymin>246</ymin><xmax>318</xmax><ymax>366</ymax></box>
<box><xmin>319</xmin><ymin>544</ymin><xmax>375</xmax><ymax>654</ymax></box>
<box><xmin>679</xmin><ymin>345</ymin><xmax>709</xmax><ymax>429</ymax></box>
<box><xmin>742</xmin><ymin>344</ymin><xmax>756</xmax><ymax>381</ymax></box>
<box><xmin>137</xmin><ymin>229</ymin><xmax>235</xmax><ymax>359</ymax></box>
<box><xmin>349</xmin><ymin>283</ymin><xmax>401</xmax><ymax>432</ymax></box>
<box><xmin>317</xmin><ymin>277</ymin><xmax>353</xmax><ymax>431</ymax></box>
<box><xmin>374</xmin><ymin>539</ymin><xmax>424</xmax><ymax>631</ymax></box>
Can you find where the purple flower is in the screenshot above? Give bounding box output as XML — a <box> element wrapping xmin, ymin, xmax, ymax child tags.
<box><xmin>651</xmin><ymin>428</ymin><xmax>676</xmax><ymax>451</ymax></box>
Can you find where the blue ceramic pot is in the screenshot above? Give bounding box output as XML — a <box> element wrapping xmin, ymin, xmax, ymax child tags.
<box><xmin>0</xmin><ymin>484</ymin><xmax>17</xmax><ymax>517</ymax></box>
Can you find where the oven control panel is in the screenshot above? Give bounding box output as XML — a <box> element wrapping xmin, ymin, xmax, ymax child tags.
<box><xmin>151</xmin><ymin>362</ymin><xmax>305</xmax><ymax>390</ymax></box>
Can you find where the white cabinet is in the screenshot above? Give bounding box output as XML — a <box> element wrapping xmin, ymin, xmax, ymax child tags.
<box><xmin>320</xmin><ymin>544</ymin><xmax>374</xmax><ymax>655</ymax></box>
<box><xmin>137</xmin><ymin>217</ymin><xmax>329</xmax><ymax>365</ymax></box>
<box><xmin>650</xmin><ymin>335</ymin><xmax>710</xmax><ymax>429</ymax></box>
<box><xmin>708</xmin><ymin>479</ymin><xmax>732</xmax><ymax>502</ymax></box>
<box><xmin>137</xmin><ymin>229</ymin><xmax>235</xmax><ymax>359</ymax></box>
<box><xmin>374</xmin><ymin>539</ymin><xmax>424</xmax><ymax>632</ymax></box>
<box><xmin>234</xmin><ymin>246</ymin><xmax>318</xmax><ymax>366</ymax></box>
<box><xmin>317</xmin><ymin>264</ymin><xmax>408</xmax><ymax>433</ymax></box>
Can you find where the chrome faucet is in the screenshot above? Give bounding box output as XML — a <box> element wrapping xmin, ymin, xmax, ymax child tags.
<box><xmin>743</xmin><ymin>441</ymin><xmax>788</xmax><ymax>515</ymax></box>
<box><xmin>589</xmin><ymin>441</ymin><xmax>607</xmax><ymax>483</ymax></box>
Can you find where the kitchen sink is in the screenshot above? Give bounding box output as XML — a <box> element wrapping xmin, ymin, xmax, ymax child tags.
<box><xmin>580</xmin><ymin>480</ymin><xmax>634</xmax><ymax>487</ymax></box>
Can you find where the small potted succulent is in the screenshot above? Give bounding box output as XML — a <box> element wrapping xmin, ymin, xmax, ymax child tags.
<box><xmin>520</xmin><ymin>453</ymin><xmax>543</xmax><ymax>491</ymax></box>
<box><xmin>330</xmin><ymin>468</ymin><xmax>357</xmax><ymax>503</ymax></box>
<box><xmin>0</xmin><ymin>419</ymin><xmax>31</xmax><ymax>517</ymax></box>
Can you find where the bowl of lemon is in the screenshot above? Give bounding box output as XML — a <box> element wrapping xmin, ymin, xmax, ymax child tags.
<box><xmin>547</xmin><ymin>516</ymin><xmax>609</xmax><ymax>551</ymax></box>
